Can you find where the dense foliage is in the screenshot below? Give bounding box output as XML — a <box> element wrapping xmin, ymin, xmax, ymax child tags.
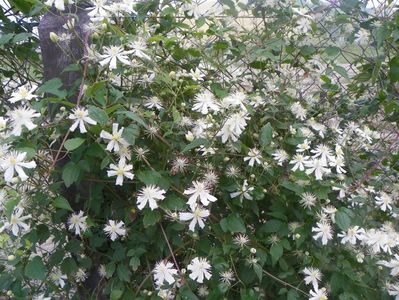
<box><xmin>0</xmin><ymin>0</ymin><xmax>399</xmax><ymax>299</ymax></box>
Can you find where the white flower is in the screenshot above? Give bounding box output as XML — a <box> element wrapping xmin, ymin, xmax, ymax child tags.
<box><xmin>387</xmin><ymin>283</ymin><xmax>399</xmax><ymax>300</ymax></box>
<box><xmin>184</xmin><ymin>181</ymin><xmax>217</xmax><ymax>210</ymax></box>
<box><xmin>187</xmin><ymin>257</ymin><xmax>212</xmax><ymax>283</ymax></box>
<box><xmin>302</xmin><ymin>267</ymin><xmax>322</xmax><ymax>290</ymax></box>
<box><xmin>50</xmin><ymin>269</ymin><xmax>67</xmax><ymax>288</ymax></box>
<box><xmin>234</xmin><ymin>233</ymin><xmax>250</xmax><ymax>247</ymax></box>
<box><xmin>219</xmin><ymin>269</ymin><xmax>235</xmax><ymax>285</ymax></box>
<box><xmin>217</xmin><ymin>112</ymin><xmax>248</xmax><ymax>143</ymax></box>
<box><xmin>290</xmin><ymin>102</ymin><xmax>307</xmax><ymax>120</ymax></box>
<box><xmin>44</xmin><ymin>0</ymin><xmax>67</xmax><ymax>11</ymax></box>
<box><xmin>337</xmin><ymin>226</ymin><xmax>365</xmax><ymax>245</ymax></box>
<box><xmin>68</xmin><ymin>210</ymin><xmax>87</xmax><ymax>236</ymax></box>
<box><xmin>8</xmin><ymin>84</ymin><xmax>38</xmax><ymax>103</ymax></box>
<box><xmin>378</xmin><ymin>254</ymin><xmax>399</xmax><ymax>277</ymax></box>
<box><xmin>311</xmin><ymin>144</ymin><xmax>334</xmax><ymax>165</ymax></box>
<box><xmin>354</xmin><ymin>28</ymin><xmax>369</xmax><ymax>46</ymax></box>
<box><xmin>100</xmin><ymin>123</ymin><xmax>129</xmax><ymax>152</ymax></box>
<box><xmin>0</xmin><ymin>207</ymin><xmax>31</xmax><ymax>236</ymax></box>
<box><xmin>296</xmin><ymin>139</ymin><xmax>311</xmax><ymax>152</ymax></box>
<box><xmin>68</xmin><ymin>107</ymin><xmax>97</xmax><ymax>133</ymax></box>
<box><xmin>305</xmin><ymin>159</ymin><xmax>331</xmax><ymax>180</ymax></box>
<box><xmin>129</xmin><ymin>38</ymin><xmax>150</xmax><ymax>60</ymax></box>
<box><xmin>104</xmin><ymin>220</ymin><xmax>126</xmax><ymax>241</ymax></box>
<box><xmin>99</xmin><ymin>45</ymin><xmax>131</xmax><ymax>69</ymax></box>
<box><xmin>153</xmin><ymin>260</ymin><xmax>178</xmax><ymax>286</ymax></box>
<box><xmin>272</xmin><ymin>149</ymin><xmax>289</xmax><ymax>166</ymax></box>
<box><xmin>144</xmin><ymin>96</ymin><xmax>163</xmax><ymax>110</ymax></box>
<box><xmin>309</xmin><ymin>287</ymin><xmax>328</xmax><ymax>300</ymax></box>
<box><xmin>107</xmin><ymin>159</ymin><xmax>134</xmax><ymax>186</ymax></box>
<box><xmin>7</xmin><ymin>106</ymin><xmax>40</xmax><ymax>136</ymax></box>
<box><xmin>221</xmin><ymin>91</ymin><xmax>247</xmax><ymax>111</ymax></box>
<box><xmin>290</xmin><ymin>154</ymin><xmax>309</xmax><ymax>171</ymax></box>
<box><xmin>312</xmin><ymin>221</ymin><xmax>333</xmax><ymax>245</ymax></box>
<box><xmin>33</xmin><ymin>293</ymin><xmax>51</xmax><ymax>300</ymax></box>
<box><xmin>87</xmin><ymin>0</ymin><xmax>109</xmax><ymax>20</ymax></box>
<box><xmin>300</xmin><ymin>192</ymin><xmax>317</xmax><ymax>209</ymax></box>
<box><xmin>375</xmin><ymin>192</ymin><xmax>393</xmax><ymax>212</ymax></box>
<box><xmin>0</xmin><ymin>117</ymin><xmax>7</xmax><ymax>131</ymax></box>
<box><xmin>244</xmin><ymin>148</ymin><xmax>262</xmax><ymax>167</ymax></box>
<box><xmin>329</xmin><ymin>156</ymin><xmax>346</xmax><ymax>174</ymax></box>
<box><xmin>192</xmin><ymin>90</ymin><xmax>220</xmax><ymax>115</ymax></box>
<box><xmin>230</xmin><ymin>180</ymin><xmax>254</xmax><ymax>201</ymax></box>
<box><xmin>0</xmin><ymin>151</ymin><xmax>36</xmax><ymax>182</ymax></box>
<box><xmin>179</xmin><ymin>206</ymin><xmax>210</xmax><ymax>231</ymax></box>
<box><xmin>189</xmin><ymin>67</ymin><xmax>205</xmax><ymax>82</ymax></box>
<box><xmin>137</xmin><ymin>185</ymin><xmax>166</xmax><ymax>210</ymax></box>
<box><xmin>75</xmin><ymin>268</ymin><xmax>87</xmax><ymax>283</ymax></box>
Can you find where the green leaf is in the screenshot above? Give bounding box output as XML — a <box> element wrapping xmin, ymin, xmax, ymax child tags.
<box><xmin>129</xmin><ymin>257</ymin><xmax>140</xmax><ymax>271</ymax></box>
<box><xmin>182</xmin><ymin>138</ymin><xmax>209</xmax><ymax>153</ymax></box>
<box><xmin>137</xmin><ymin>170</ymin><xmax>162</xmax><ymax>185</ymax></box>
<box><xmin>300</xmin><ymin>45</ymin><xmax>316</xmax><ymax>56</ymax></box>
<box><xmin>270</xmin><ymin>243</ymin><xmax>283</xmax><ymax>266</ymax></box>
<box><xmin>120</xmin><ymin>111</ymin><xmax>147</xmax><ymax>127</ymax></box>
<box><xmin>220</xmin><ymin>214</ymin><xmax>246</xmax><ymax>233</ymax></box>
<box><xmin>13</xmin><ymin>33</ymin><xmax>32</xmax><ymax>43</ymax></box>
<box><xmin>335</xmin><ymin>209</ymin><xmax>351</xmax><ymax>231</ymax></box>
<box><xmin>110</xmin><ymin>290</ymin><xmax>123</xmax><ymax>300</ymax></box>
<box><xmin>53</xmin><ymin>196</ymin><xmax>73</xmax><ymax>211</ymax></box>
<box><xmin>143</xmin><ymin>210</ymin><xmax>161</xmax><ymax>227</ymax></box>
<box><xmin>324</xmin><ymin>46</ymin><xmax>340</xmax><ymax>57</ymax></box>
<box><xmin>87</xmin><ymin>105</ymin><xmax>108</xmax><ymax>125</ymax></box>
<box><xmin>61</xmin><ymin>257</ymin><xmax>77</xmax><ymax>275</ymax></box>
<box><xmin>37</xmin><ymin>78</ymin><xmax>67</xmax><ymax>99</ymax></box>
<box><xmin>64</xmin><ymin>138</ymin><xmax>85</xmax><ymax>151</ymax></box>
<box><xmin>117</xmin><ymin>264</ymin><xmax>131</xmax><ymax>282</ymax></box>
<box><xmin>389</xmin><ymin>57</ymin><xmax>399</xmax><ymax>82</ymax></box>
<box><xmin>0</xmin><ymin>33</ymin><xmax>14</xmax><ymax>46</ymax></box>
<box><xmin>253</xmin><ymin>263</ymin><xmax>263</xmax><ymax>282</ymax></box>
<box><xmin>260</xmin><ymin>123</ymin><xmax>273</xmax><ymax>147</ymax></box>
<box><xmin>62</xmin><ymin>162</ymin><xmax>80</xmax><ymax>188</ymax></box>
<box><xmin>25</xmin><ymin>257</ymin><xmax>46</xmax><ymax>280</ymax></box>
<box><xmin>122</xmin><ymin>124</ymin><xmax>140</xmax><ymax>145</ymax></box>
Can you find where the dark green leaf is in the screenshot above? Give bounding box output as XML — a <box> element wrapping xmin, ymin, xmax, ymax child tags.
<box><xmin>260</xmin><ymin>123</ymin><xmax>273</xmax><ymax>147</ymax></box>
<box><xmin>53</xmin><ymin>196</ymin><xmax>73</xmax><ymax>211</ymax></box>
<box><xmin>25</xmin><ymin>257</ymin><xmax>46</xmax><ymax>280</ymax></box>
<box><xmin>87</xmin><ymin>105</ymin><xmax>108</xmax><ymax>125</ymax></box>
<box><xmin>64</xmin><ymin>138</ymin><xmax>85</xmax><ymax>151</ymax></box>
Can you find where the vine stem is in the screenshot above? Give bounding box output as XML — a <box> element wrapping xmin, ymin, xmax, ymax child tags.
<box><xmin>262</xmin><ymin>269</ymin><xmax>309</xmax><ymax>297</ymax></box>
<box><xmin>159</xmin><ymin>223</ymin><xmax>182</xmax><ymax>275</ymax></box>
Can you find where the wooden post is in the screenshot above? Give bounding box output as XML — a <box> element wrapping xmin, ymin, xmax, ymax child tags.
<box><xmin>38</xmin><ymin>5</ymin><xmax>107</xmax><ymax>299</ymax></box>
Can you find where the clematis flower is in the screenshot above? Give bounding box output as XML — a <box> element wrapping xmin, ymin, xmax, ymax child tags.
<box><xmin>137</xmin><ymin>185</ymin><xmax>166</xmax><ymax>210</ymax></box>
<box><xmin>8</xmin><ymin>84</ymin><xmax>38</xmax><ymax>103</ymax></box>
<box><xmin>187</xmin><ymin>257</ymin><xmax>212</xmax><ymax>283</ymax></box>
<box><xmin>100</xmin><ymin>123</ymin><xmax>129</xmax><ymax>152</ymax></box>
<box><xmin>68</xmin><ymin>210</ymin><xmax>87</xmax><ymax>236</ymax></box>
<box><xmin>179</xmin><ymin>205</ymin><xmax>209</xmax><ymax>231</ymax></box>
<box><xmin>7</xmin><ymin>106</ymin><xmax>40</xmax><ymax>136</ymax></box>
<box><xmin>103</xmin><ymin>220</ymin><xmax>126</xmax><ymax>241</ymax></box>
<box><xmin>99</xmin><ymin>45</ymin><xmax>131</xmax><ymax>70</ymax></box>
<box><xmin>0</xmin><ymin>207</ymin><xmax>31</xmax><ymax>236</ymax></box>
<box><xmin>153</xmin><ymin>260</ymin><xmax>178</xmax><ymax>286</ymax></box>
<box><xmin>0</xmin><ymin>151</ymin><xmax>36</xmax><ymax>182</ymax></box>
<box><xmin>184</xmin><ymin>181</ymin><xmax>217</xmax><ymax>210</ymax></box>
<box><xmin>68</xmin><ymin>107</ymin><xmax>97</xmax><ymax>133</ymax></box>
<box><xmin>107</xmin><ymin>159</ymin><xmax>134</xmax><ymax>186</ymax></box>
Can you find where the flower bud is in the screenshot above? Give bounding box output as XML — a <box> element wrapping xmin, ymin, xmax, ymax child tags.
<box><xmin>7</xmin><ymin>255</ymin><xmax>15</xmax><ymax>261</ymax></box>
<box><xmin>49</xmin><ymin>32</ymin><xmax>59</xmax><ymax>43</ymax></box>
<box><xmin>224</xmin><ymin>157</ymin><xmax>230</xmax><ymax>162</ymax></box>
<box><xmin>250</xmin><ymin>248</ymin><xmax>256</xmax><ymax>254</ymax></box>
<box><xmin>185</xmin><ymin>132</ymin><xmax>194</xmax><ymax>142</ymax></box>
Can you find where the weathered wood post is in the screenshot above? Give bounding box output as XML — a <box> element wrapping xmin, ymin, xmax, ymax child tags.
<box><xmin>39</xmin><ymin>5</ymin><xmax>106</xmax><ymax>299</ymax></box>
